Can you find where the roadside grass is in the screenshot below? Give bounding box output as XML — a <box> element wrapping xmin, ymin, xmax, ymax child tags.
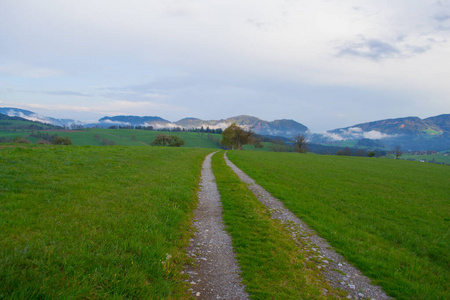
<box><xmin>0</xmin><ymin>145</ymin><xmax>212</xmax><ymax>298</ymax></box>
<box><xmin>226</xmin><ymin>151</ymin><xmax>450</xmax><ymax>300</ymax></box>
<box><xmin>211</xmin><ymin>151</ymin><xmax>342</xmax><ymax>299</ymax></box>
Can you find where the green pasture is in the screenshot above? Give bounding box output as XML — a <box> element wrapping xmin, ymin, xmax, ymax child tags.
<box><xmin>0</xmin><ymin>128</ymin><xmax>222</xmax><ymax>148</ymax></box>
<box><xmin>0</xmin><ymin>145</ymin><xmax>211</xmax><ymax>298</ymax></box>
<box><xmin>226</xmin><ymin>151</ymin><xmax>449</xmax><ymax>300</ymax></box>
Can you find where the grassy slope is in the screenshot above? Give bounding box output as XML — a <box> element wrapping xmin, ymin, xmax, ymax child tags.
<box><xmin>0</xmin><ymin>119</ymin><xmax>57</xmax><ymax>129</ymax></box>
<box><xmin>211</xmin><ymin>152</ymin><xmax>341</xmax><ymax>299</ymax></box>
<box><xmin>227</xmin><ymin>151</ymin><xmax>449</xmax><ymax>300</ymax></box>
<box><xmin>0</xmin><ymin>145</ymin><xmax>212</xmax><ymax>298</ymax></box>
<box><xmin>0</xmin><ymin>128</ymin><xmax>222</xmax><ymax>148</ymax></box>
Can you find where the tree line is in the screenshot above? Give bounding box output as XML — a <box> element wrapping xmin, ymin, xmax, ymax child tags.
<box><xmin>10</xmin><ymin>135</ymin><xmax>73</xmax><ymax>145</ymax></box>
<box><xmin>105</xmin><ymin>125</ymin><xmax>224</xmax><ymax>134</ymax></box>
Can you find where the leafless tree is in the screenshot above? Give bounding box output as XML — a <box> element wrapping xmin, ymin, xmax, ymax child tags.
<box><xmin>394</xmin><ymin>145</ymin><xmax>403</xmax><ymax>159</ymax></box>
<box><xmin>293</xmin><ymin>133</ymin><xmax>308</xmax><ymax>153</ymax></box>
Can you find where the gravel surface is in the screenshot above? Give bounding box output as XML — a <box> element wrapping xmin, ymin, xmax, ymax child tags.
<box><xmin>185</xmin><ymin>152</ymin><xmax>248</xmax><ymax>299</ymax></box>
<box><xmin>224</xmin><ymin>152</ymin><xmax>391</xmax><ymax>300</ymax></box>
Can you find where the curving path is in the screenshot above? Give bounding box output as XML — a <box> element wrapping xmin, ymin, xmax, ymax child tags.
<box><xmin>185</xmin><ymin>152</ymin><xmax>248</xmax><ymax>299</ymax></box>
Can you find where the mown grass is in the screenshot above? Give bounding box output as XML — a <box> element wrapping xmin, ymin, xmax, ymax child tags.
<box><xmin>211</xmin><ymin>151</ymin><xmax>342</xmax><ymax>299</ymax></box>
<box><xmin>227</xmin><ymin>151</ymin><xmax>449</xmax><ymax>300</ymax></box>
<box><xmin>0</xmin><ymin>145</ymin><xmax>212</xmax><ymax>298</ymax></box>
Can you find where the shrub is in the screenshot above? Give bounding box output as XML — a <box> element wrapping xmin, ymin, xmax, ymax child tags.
<box><xmin>51</xmin><ymin>136</ymin><xmax>73</xmax><ymax>145</ymax></box>
<box><xmin>13</xmin><ymin>136</ymin><xmax>32</xmax><ymax>144</ymax></box>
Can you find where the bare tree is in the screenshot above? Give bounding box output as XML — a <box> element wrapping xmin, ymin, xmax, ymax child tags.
<box><xmin>394</xmin><ymin>145</ymin><xmax>403</xmax><ymax>159</ymax></box>
<box><xmin>248</xmin><ymin>133</ymin><xmax>264</xmax><ymax>150</ymax></box>
<box><xmin>344</xmin><ymin>147</ymin><xmax>352</xmax><ymax>156</ymax></box>
<box><xmin>293</xmin><ymin>133</ymin><xmax>308</xmax><ymax>153</ymax></box>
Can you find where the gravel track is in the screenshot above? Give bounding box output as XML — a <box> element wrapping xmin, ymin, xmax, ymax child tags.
<box><xmin>224</xmin><ymin>152</ymin><xmax>390</xmax><ymax>300</ymax></box>
<box><xmin>185</xmin><ymin>152</ymin><xmax>248</xmax><ymax>299</ymax></box>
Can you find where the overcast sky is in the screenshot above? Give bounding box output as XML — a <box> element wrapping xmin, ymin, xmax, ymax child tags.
<box><xmin>1</xmin><ymin>0</ymin><xmax>449</xmax><ymax>132</ymax></box>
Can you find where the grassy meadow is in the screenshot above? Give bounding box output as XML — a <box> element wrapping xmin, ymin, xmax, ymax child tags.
<box><xmin>2</xmin><ymin>140</ymin><xmax>448</xmax><ymax>299</ymax></box>
<box><xmin>0</xmin><ymin>145</ymin><xmax>211</xmax><ymax>298</ymax></box>
<box><xmin>227</xmin><ymin>151</ymin><xmax>449</xmax><ymax>300</ymax></box>
<box><xmin>0</xmin><ymin>127</ymin><xmax>222</xmax><ymax>148</ymax></box>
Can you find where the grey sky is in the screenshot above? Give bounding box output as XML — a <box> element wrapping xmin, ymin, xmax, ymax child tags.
<box><xmin>0</xmin><ymin>0</ymin><xmax>449</xmax><ymax>132</ymax></box>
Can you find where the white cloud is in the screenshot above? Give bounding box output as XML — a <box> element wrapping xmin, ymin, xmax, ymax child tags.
<box><xmin>0</xmin><ymin>99</ymin><xmax>184</xmax><ymax>120</ymax></box>
<box><xmin>347</xmin><ymin>127</ymin><xmax>363</xmax><ymax>133</ymax></box>
<box><xmin>324</xmin><ymin>127</ymin><xmax>398</xmax><ymax>141</ymax></box>
<box><xmin>363</xmin><ymin>130</ymin><xmax>395</xmax><ymax>140</ymax></box>
<box><xmin>1</xmin><ymin>0</ymin><xmax>449</xmax><ymax>130</ymax></box>
<box><xmin>322</xmin><ymin>131</ymin><xmax>345</xmax><ymax>141</ymax></box>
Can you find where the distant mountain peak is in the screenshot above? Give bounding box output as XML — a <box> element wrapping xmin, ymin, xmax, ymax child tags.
<box><xmin>98</xmin><ymin>115</ymin><xmax>174</xmax><ymax>129</ymax></box>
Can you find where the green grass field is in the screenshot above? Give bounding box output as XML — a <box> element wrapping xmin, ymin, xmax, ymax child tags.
<box><xmin>0</xmin><ymin>128</ymin><xmax>222</xmax><ymax>148</ymax></box>
<box><xmin>226</xmin><ymin>151</ymin><xmax>449</xmax><ymax>300</ymax></box>
<box><xmin>2</xmin><ymin>143</ymin><xmax>449</xmax><ymax>298</ymax></box>
<box><xmin>0</xmin><ymin>145</ymin><xmax>211</xmax><ymax>298</ymax></box>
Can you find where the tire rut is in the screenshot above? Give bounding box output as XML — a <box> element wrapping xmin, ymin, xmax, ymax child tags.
<box><xmin>185</xmin><ymin>151</ymin><xmax>248</xmax><ymax>299</ymax></box>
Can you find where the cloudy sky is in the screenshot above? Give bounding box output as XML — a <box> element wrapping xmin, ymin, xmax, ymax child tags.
<box><xmin>1</xmin><ymin>0</ymin><xmax>449</xmax><ymax>132</ymax></box>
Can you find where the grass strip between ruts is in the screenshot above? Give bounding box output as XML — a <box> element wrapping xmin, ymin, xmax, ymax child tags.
<box><xmin>211</xmin><ymin>151</ymin><xmax>344</xmax><ymax>299</ymax></box>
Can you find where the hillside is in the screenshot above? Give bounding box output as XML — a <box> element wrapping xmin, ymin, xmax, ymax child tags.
<box><xmin>425</xmin><ymin>114</ymin><xmax>450</xmax><ymax>132</ymax></box>
<box><xmin>0</xmin><ymin>113</ymin><xmax>28</xmax><ymax>121</ymax></box>
<box><xmin>0</xmin><ymin>107</ymin><xmax>83</xmax><ymax>128</ymax></box>
<box><xmin>175</xmin><ymin>118</ymin><xmax>212</xmax><ymax>128</ymax></box>
<box><xmin>328</xmin><ymin>115</ymin><xmax>449</xmax><ymax>136</ymax></box>
<box><xmin>317</xmin><ymin>114</ymin><xmax>450</xmax><ymax>151</ymax></box>
<box><xmin>98</xmin><ymin>115</ymin><xmax>174</xmax><ymax>129</ymax></box>
<box><xmin>0</xmin><ymin>113</ymin><xmax>62</xmax><ymax>130</ymax></box>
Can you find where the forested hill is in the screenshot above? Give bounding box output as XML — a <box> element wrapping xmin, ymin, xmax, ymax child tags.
<box><xmin>329</xmin><ymin>114</ymin><xmax>449</xmax><ymax>136</ymax></box>
<box><xmin>0</xmin><ymin>113</ymin><xmax>28</xmax><ymax>121</ymax></box>
<box><xmin>315</xmin><ymin>114</ymin><xmax>450</xmax><ymax>151</ymax></box>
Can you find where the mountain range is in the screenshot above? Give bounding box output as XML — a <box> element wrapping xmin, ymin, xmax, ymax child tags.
<box><xmin>0</xmin><ymin>107</ymin><xmax>84</xmax><ymax>128</ymax></box>
<box><xmin>312</xmin><ymin>115</ymin><xmax>450</xmax><ymax>151</ymax></box>
<box><xmin>99</xmin><ymin>114</ymin><xmax>308</xmax><ymax>137</ymax></box>
<box><xmin>1</xmin><ymin>107</ymin><xmax>448</xmax><ymax>151</ymax></box>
